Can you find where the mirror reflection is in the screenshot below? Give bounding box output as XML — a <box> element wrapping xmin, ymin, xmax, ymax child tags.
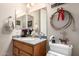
<box><xmin>15</xmin><ymin>7</ymin><xmax>47</xmax><ymax>38</ymax></box>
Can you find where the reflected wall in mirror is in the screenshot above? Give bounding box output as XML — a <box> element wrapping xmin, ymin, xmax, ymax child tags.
<box><xmin>15</xmin><ymin>7</ymin><xmax>47</xmax><ymax>37</ymax></box>
<box><xmin>15</xmin><ymin>14</ymin><xmax>27</xmax><ymax>29</ymax></box>
<box><xmin>28</xmin><ymin>10</ymin><xmax>40</xmax><ymax>33</ymax></box>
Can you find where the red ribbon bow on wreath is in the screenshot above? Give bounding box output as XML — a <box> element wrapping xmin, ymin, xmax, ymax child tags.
<box><xmin>57</xmin><ymin>7</ymin><xmax>64</xmax><ymax>21</ymax></box>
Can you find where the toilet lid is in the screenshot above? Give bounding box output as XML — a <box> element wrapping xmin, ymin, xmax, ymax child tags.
<box><xmin>47</xmin><ymin>51</ymin><xmax>65</xmax><ymax>56</ymax></box>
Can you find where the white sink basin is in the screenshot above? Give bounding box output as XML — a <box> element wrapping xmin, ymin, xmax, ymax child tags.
<box><xmin>13</xmin><ymin>37</ymin><xmax>46</xmax><ymax>45</ymax></box>
<box><xmin>13</xmin><ymin>37</ymin><xmax>36</xmax><ymax>40</ymax></box>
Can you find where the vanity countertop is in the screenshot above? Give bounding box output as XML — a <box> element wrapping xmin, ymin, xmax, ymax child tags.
<box><xmin>12</xmin><ymin>37</ymin><xmax>47</xmax><ymax>45</ymax></box>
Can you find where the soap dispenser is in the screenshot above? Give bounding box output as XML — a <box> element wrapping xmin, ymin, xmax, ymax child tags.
<box><xmin>52</xmin><ymin>37</ymin><xmax>56</xmax><ymax>43</ymax></box>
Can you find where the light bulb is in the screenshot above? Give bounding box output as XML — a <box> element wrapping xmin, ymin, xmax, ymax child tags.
<box><xmin>27</xmin><ymin>3</ymin><xmax>31</xmax><ymax>8</ymax></box>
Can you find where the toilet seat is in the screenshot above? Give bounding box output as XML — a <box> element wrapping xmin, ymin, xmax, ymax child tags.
<box><xmin>47</xmin><ymin>51</ymin><xmax>65</xmax><ymax>56</ymax></box>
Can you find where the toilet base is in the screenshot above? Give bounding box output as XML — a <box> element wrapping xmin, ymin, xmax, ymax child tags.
<box><xmin>46</xmin><ymin>51</ymin><xmax>65</xmax><ymax>56</ymax></box>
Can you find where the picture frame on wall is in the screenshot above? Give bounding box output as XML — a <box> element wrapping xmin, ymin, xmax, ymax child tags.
<box><xmin>28</xmin><ymin>15</ymin><xmax>33</xmax><ymax>28</ymax></box>
<box><xmin>28</xmin><ymin>21</ymin><xmax>32</xmax><ymax>27</ymax></box>
<box><xmin>15</xmin><ymin>19</ymin><xmax>21</xmax><ymax>29</ymax></box>
<box><xmin>16</xmin><ymin>20</ymin><xmax>20</xmax><ymax>25</ymax></box>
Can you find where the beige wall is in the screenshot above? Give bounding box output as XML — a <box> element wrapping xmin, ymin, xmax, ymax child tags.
<box><xmin>47</xmin><ymin>3</ymin><xmax>79</xmax><ymax>56</ymax></box>
<box><xmin>0</xmin><ymin>3</ymin><xmax>26</xmax><ymax>56</ymax></box>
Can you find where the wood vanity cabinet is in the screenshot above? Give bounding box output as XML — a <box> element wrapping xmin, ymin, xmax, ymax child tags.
<box><xmin>13</xmin><ymin>39</ymin><xmax>47</xmax><ymax>56</ymax></box>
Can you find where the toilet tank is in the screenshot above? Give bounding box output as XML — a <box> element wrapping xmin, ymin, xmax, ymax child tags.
<box><xmin>49</xmin><ymin>42</ymin><xmax>73</xmax><ymax>56</ymax></box>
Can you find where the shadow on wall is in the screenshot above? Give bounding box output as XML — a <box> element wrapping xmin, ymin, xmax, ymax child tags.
<box><xmin>1</xmin><ymin>23</ymin><xmax>12</xmax><ymax>34</ymax></box>
<box><xmin>1</xmin><ymin>16</ymin><xmax>14</xmax><ymax>34</ymax></box>
<box><xmin>0</xmin><ymin>17</ymin><xmax>14</xmax><ymax>56</ymax></box>
<box><xmin>0</xmin><ymin>25</ymin><xmax>13</xmax><ymax>56</ymax></box>
<box><xmin>1</xmin><ymin>20</ymin><xmax>14</xmax><ymax>34</ymax></box>
<box><xmin>5</xmin><ymin>40</ymin><xmax>13</xmax><ymax>56</ymax></box>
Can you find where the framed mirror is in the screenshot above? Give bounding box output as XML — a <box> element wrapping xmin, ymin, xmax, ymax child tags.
<box><xmin>15</xmin><ymin>7</ymin><xmax>47</xmax><ymax>37</ymax></box>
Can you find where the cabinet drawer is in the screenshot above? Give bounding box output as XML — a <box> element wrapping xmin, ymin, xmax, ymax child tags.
<box><xmin>13</xmin><ymin>40</ymin><xmax>33</xmax><ymax>54</ymax></box>
<box><xmin>19</xmin><ymin>51</ymin><xmax>31</xmax><ymax>56</ymax></box>
<box><xmin>13</xmin><ymin>47</ymin><xmax>19</xmax><ymax>56</ymax></box>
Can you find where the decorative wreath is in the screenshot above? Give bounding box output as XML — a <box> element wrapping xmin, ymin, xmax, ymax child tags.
<box><xmin>50</xmin><ymin>8</ymin><xmax>75</xmax><ymax>30</ymax></box>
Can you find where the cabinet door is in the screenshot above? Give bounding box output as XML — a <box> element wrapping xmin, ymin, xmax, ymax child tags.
<box><xmin>13</xmin><ymin>40</ymin><xmax>33</xmax><ymax>54</ymax></box>
<box><xmin>19</xmin><ymin>51</ymin><xmax>31</xmax><ymax>56</ymax></box>
<box><xmin>34</xmin><ymin>41</ymin><xmax>46</xmax><ymax>56</ymax></box>
<box><xmin>13</xmin><ymin>47</ymin><xmax>19</xmax><ymax>56</ymax></box>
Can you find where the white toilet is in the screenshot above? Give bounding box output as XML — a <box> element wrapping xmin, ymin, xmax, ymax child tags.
<box><xmin>47</xmin><ymin>42</ymin><xmax>73</xmax><ymax>56</ymax></box>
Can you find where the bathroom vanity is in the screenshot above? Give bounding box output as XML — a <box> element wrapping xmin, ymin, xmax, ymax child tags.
<box><xmin>13</xmin><ymin>6</ymin><xmax>48</xmax><ymax>56</ymax></box>
<box><xmin>12</xmin><ymin>37</ymin><xmax>47</xmax><ymax>56</ymax></box>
